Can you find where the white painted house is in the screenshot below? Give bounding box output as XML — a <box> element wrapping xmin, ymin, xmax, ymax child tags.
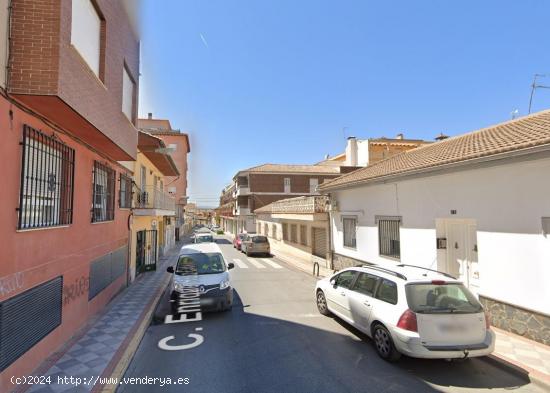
<box><xmin>320</xmin><ymin>109</ymin><xmax>550</xmax><ymax>345</ymax></box>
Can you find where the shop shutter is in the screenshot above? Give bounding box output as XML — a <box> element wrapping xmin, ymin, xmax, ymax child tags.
<box><xmin>312</xmin><ymin>228</ymin><xmax>327</xmax><ymax>259</ymax></box>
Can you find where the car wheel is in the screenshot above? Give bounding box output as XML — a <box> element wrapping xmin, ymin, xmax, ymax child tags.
<box><xmin>372</xmin><ymin>324</ymin><xmax>401</xmax><ymax>362</ymax></box>
<box><xmin>316</xmin><ymin>290</ymin><xmax>331</xmax><ymax>316</ymax></box>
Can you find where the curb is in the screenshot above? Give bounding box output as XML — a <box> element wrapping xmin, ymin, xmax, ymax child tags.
<box><xmin>97</xmin><ymin>272</ymin><xmax>171</xmax><ymax>393</ymax></box>
<box><xmin>272</xmin><ymin>252</ymin><xmax>332</xmax><ymax>279</ymax></box>
<box><xmin>484</xmin><ymin>353</ymin><xmax>550</xmax><ymax>390</ymax></box>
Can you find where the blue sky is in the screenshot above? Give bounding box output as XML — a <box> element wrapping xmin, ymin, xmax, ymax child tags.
<box><xmin>138</xmin><ymin>0</ymin><xmax>550</xmax><ymax>207</ymax></box>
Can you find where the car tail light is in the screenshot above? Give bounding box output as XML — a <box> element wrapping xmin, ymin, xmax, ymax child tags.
<box><xmin>431</xmin><ymin>280</ymin><xmax>446</xmax><ymax>285</ymax></box>
<box><xmin>397</xmin><ymin>309</ymin><xmax>418</xmax><ymax>332</ymax></box>
<box><xmin>484</xmin><ymin>312</ymin><xmax>491</xmax><ymax>329</ymax></box>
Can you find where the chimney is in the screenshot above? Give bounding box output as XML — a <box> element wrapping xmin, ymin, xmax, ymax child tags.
<box><xmin>435</xmin><ymin>132</ymin><xmax>449</xmax><ymax>141</ymax></box>
<box><xmin>346</xmin><ymin>136</ymin><xmax>358</xmax><ymax>166</ymax></box>
<box><xmin>396</xmin><ymin>133</ymin><xmax>404</xmax><ymax>140</ymax></box>
<box><xmin>148</xmin><ymin>112</ymin><xmax>153</xmax><ymax>119</ymax></box>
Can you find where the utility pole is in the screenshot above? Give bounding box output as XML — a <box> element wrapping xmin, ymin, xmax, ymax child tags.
<box><xmin>528</xmin><ymin>74</ymin><xmax>550</xmax><ymax>114</ymax></box>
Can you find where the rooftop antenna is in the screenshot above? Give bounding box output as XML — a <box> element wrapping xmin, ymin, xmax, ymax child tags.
<box><xmin>510</xmin><ymin>109</ymin><xmax>519</xmax><ymax>119</ymax></box>
<box><xmin>342</xmin><ymin>126</ymin><xmax>349</xmax><ymax>140</ymax></box>
<box><xmin>528</xmin><ymin>74</ymin><xmax>550</xmax><ymax>114</ymax></box>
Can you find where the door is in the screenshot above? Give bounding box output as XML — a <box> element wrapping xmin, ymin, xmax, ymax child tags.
<box><xmin>312</xmin><ymin>227</ymin><xmax>327</xmax><ymax>259</ymax></box>
<box><xmin>309</xmin><ymin>178</ymin><xmax>319</xmax><ymax>194</ymax></box>
<box><xmin>445</xmin><ymin>220</ymin><xmax>479</xmax><ymax>292</ymax></box>
<box><xmin>136</xmin><ymin>229</ymin><xmax>158</xmax><ymax>274</ymax></box>
<box><xmin>347</xmin><ymin>273</ymin><xmax>380</xmax><ymax>332</ymax></box>
<box><xmin>325</xmin><ymin>270</ymin><xmax>357</xmax><ymax>323</ymax></box>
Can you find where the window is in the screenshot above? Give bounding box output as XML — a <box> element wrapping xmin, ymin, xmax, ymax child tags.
<box><xmin>309</xmin><ymin>178</ymin><xmax>318</xmax><ymax>194</ymax></box>
<box><xmin>378</xmin><ymin>217</ymin><xmax>401</xmax><ymax>259</ymax></box>
<box><xmin>71</xmin><ymin>0</ymin><xmax>102</xmax><ymax>76</ymax></box>
<box><xmin>290</xmin><ymin>224</ymin><xmax>298</xmax><ymax>243</ymax></box>
<box><xmin>92</xmin><ymin>161</ymin><xmax>115</xmax><ymax>222</ymax></box>
<box><xmin>352</xmin><ymin>273</ymin><xmax>380</xmax><ymax>296</ymax></box>
<box><xmin>264</xmin><ymin>223</ymin><xmax>269</xmax><ymax>236</ymax></box>
<box><xmin>18</xmin><ymin>126</ymin><xmax>75</xmax><ymax>229</ymax></box>
<box><xmin>122</xmin><ymin>66</ymin><xmax>135</xmax><ymax>121</ymax></box>
<box><xmin>271</xmin><ymin>224</ymin><xmax>277</xmax><ymax>239</ymax></box>
<box><xmin>284</xmin><ymin>177</ymin><xmax>291</xmax><ymax>193</ymax></box>
<box><xmin>375</xmin><ymin>279</ymin><xmax>398</xmax><ymax>304</ymax></box>
<box><xmin>343</xmin><ymin>217</ymin><xmax>357</xmax><ymax>248</ymax></box>
<box><xmin>334</xmin><ymin>271</ymin><xmax>357</xmax><ymax>289</ymax></box>
<box><xmin>168</xmin><ymin>143</ymin><xmax>177</xmax><ymax>151</ymax></box>
<box><xmin>300</xmin><ymin>225</ymin><xmax>307</xmax><ymax>246</ymax></box>
<box><xmin>119</xmin><ymin>174</ymin><xmax>132</xmax><ymax>208</ymax></box>
<box><xmin>282</xmin><ymin>223</ymin><xmax>289</xmax><ymax>241</ymax></box>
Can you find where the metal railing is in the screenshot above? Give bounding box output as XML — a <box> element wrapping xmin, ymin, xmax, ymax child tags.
<box><xmin>134</xmin><ymin>185</ymin><xmax>176</xmax><ymax>211</ymax></box>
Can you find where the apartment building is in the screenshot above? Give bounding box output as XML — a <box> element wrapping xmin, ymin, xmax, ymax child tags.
<box><xmin>138</xmin><ymin>113</ymin><xmax>190</xmax><ymax>241</ymax></box>
<box><xmin>0</xmin><ymin>0</ymin><xmax>139</xmax><ymax>388</ymax></box>
<box><xmin>220</xmin><ymin>164</ymin><xmax>357</xmax><ymax>234</ymax></box>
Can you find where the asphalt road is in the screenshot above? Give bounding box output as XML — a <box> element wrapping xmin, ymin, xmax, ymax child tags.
<box><xmin>119</xmin><ymin>235</ymin><xmax>544</xmax><ymax>393</ymax></box>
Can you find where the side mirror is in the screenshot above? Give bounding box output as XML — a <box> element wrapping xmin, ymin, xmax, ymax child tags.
<box><xmin>227</xmin><ymin>262</ymin><xmax>235</xmax><ymax>270</ymax></box>
<box><xmin>166</xmin><ymin>266</ymin><xmax>174</xmax><ymax>273</ymax></box>
<box><xmin>330</xmin><ymin>278</ymin><xmax>336</xmax><ymax>286</ymax></box>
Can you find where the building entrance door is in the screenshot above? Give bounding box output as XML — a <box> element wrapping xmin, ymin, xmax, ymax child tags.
<box><xmin>444</xmin><ymin>219</ymin><xmax>479</xmax><ymax>293</ymax></box>
<box><xmin>136</xmin><ymin>229</ymin><xmax>158</xmax><ymax>274</ymax></box>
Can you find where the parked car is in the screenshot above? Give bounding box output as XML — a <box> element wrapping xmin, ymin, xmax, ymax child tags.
<box><xmin>315</xmin><ymin>264</ymin><xmax>494</xmax><ymax>362</ymax></box>
<box><xmin>167</xmin><ymin>242</ymin><xmax>234</xmax><ymax>312</ymax></box>
<box><xmin>233</xmin><ymin>233</ymin><xmax>246</xmax><ymax>250</ymax></box>
<box><xmin>241</xmin><ymin>234</ymin><xmax>270</xmax><ymax>256</ymax></box>
<box><xmin>191</xmin><ymin>233</ymin><xmax>214</xmax><ymax>243</ymax></box>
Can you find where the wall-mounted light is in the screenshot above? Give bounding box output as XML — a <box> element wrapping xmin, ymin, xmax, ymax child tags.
<box><xmin>450</xmin><ymin>210</ymin><xmax>457</xmax><ymax>215</ymax></box>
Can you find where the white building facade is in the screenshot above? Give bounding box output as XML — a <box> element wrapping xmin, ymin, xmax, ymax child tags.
<box><xmin>322</xmin><ymin>110</ymin><xmax>550</xmax><ymax>345</ymax></box>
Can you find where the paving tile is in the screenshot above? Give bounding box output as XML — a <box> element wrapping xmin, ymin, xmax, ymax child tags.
<box><xmin>56</xmin><ymin>358</ymin><xmax>81</xmax><ymax>371</ymax></box>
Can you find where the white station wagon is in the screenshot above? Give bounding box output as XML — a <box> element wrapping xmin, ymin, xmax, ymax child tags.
<box><xmin>315</xmin><ymin>264</ymin><xmax>495</xmax><ymax>361</ymax></box>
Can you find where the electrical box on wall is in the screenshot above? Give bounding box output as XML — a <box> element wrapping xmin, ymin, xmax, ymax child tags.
<box><xmin>436</xmin><ymin>237</ymin><xmax>447</xmax><ymax>249</ymax></box>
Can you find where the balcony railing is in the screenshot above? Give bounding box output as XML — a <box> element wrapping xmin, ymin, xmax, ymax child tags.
<box><xmin>135</xmin><ymin>185</ymin><xmax>176</xmax><ymax>211</ymax></box>
<box><xmin>270</xmin><ymin>196</ymin><xmax>329</xmax><ymax>214</ymax></box>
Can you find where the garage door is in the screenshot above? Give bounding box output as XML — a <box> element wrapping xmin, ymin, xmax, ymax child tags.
<box><xmin>312</xmin><ymin>228</ymin><xmax>327</xmax><ymax>259</ymax></box>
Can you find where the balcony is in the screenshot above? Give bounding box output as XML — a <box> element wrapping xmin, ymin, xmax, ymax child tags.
<box><xmin>235</xmin><ymin>186</ymin><xmax>250</xmax><ymax>197</ymax></box>
<box><xmin>134</xmin><ymin>185</ymin><xmax>176</xmax><ymax>216</ymax></box>
<box><xmin>234</xmin><ymin>206</ymin><xmax>251</xmax><ymax>216</ymax></box>
<box><xmin>269</xmin><ymin>196</ymin><xmax>329</xmax><ymax>214</ymax></box>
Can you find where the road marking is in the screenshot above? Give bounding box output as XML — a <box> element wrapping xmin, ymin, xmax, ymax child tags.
<box><xmin>232</xmin><ymin>258</ymin><xmax>248</xmax><ymax>268</ymax></box>
<box><xmin>260</xmin><ymin>258</ymin><xmax>283</xmax><ymax>269</ymax></box>
<box><xmin>247</xmin><ymin>258</ymin><xmax>266</xmax><ymax>269</ymax></box>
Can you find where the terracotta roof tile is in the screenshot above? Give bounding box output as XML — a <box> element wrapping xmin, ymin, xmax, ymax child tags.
<box><xmin>320</xmin><ymin>109</ymin><xmax>550</xmax><ymax>191</ymax></box>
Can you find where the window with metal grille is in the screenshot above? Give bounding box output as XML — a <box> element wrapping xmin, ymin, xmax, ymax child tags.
<box><xmin>290</xmin><ymin>224</ymin><xmax>298</xmax><ymax>243</ymax></box>
<box><xmin>264</xmin><ymin>223</ymin><xmax>269</xmax><ymax>236</ymax></box>
<box><xmin>378</xmin><ymin>217</ymin><xmax>401</xmax><ymax>259</ymax></box>
<box><xmin>18</xmin><ymin>125</ymin><xmax>75</xmax><ymax>229</ymax></box>
<box><xmin>92</xmin><ymin>161</ymin><xmax>115</xmax><ymax>222</ymax></box>
<box><xmin>300</xmin><ymin>225</ymin><xmax>308</xmax><ymax>246</ymax></box>
<box><xmin>343</xmin><ymin>217</ymin><xmax>357</xmax><ymax>248</ymax></box>
<box><xmin>271</xmin><ymin>224</ymin><xmax>277</xmax><ymax>239</ymax></box>
<box><xmin>119</xmin><ymin>174</ymin><xmax>132</xmax><ymax>208</ymax></box>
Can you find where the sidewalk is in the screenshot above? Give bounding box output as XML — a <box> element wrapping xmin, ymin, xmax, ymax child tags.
<box><xmin>490</xmin><ymin>327</ymin><xmax>550</xmax><ymax>389</ymax></box>
<box><xmin>16</xmin><ymin>241</ymin><xmax>183</xmax><ymax>393</ymax></box>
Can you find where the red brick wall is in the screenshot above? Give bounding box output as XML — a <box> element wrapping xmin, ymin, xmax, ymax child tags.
<box><xmin>8</xmin><ymin>0</ymin><xmax>139</xmax><ymax>158</ymax></box>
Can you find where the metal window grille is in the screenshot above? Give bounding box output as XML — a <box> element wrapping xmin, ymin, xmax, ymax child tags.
<box><xmin>282</xmin><ymin>223</ymin><xmax>288</xmax><ymax>241</ymax></box>
<box><xmin>378</xmin><ymin>218</ymin><xmax>401</xmax><ymax>259</ymax></box>
<box><xmin>264</xmin><ymin>223</ymin><xmax>268</xmax><ymax>236</ymax></box>
<box><xmin>119</xmin><ymin>174</ymin><xmax>132</xmax><ymax>208</ymax></box>
<box><xmin>92</xmin><ymin>161</ymin><xmax>115</xmax><ymax>222</ymax></box>
<box><xmin>300</xmin><ymin>225</ymin><xmax>307</xmax><ymax>246</ymax></box>
<box><xmin>290</xmin><ymin>224</ymin><xmax>298</xmax><ymax>243</ymax></box>
<box><xmin>343</xmin><ymin>217</ymin><xmax>357</xmax><ymax>248</ymax></box>
<box><xmin>17</xmin><ymin>125</ymin><xmax>75</xmax><ymax>229</ymax></box>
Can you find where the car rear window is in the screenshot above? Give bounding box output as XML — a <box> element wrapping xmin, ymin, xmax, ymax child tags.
<box><xmin>405</xmin><ymin>283</ymin><xmax>483</xmax><ymax>314</ymax></box>
<box><xmin>252</xmin><ymin>236</ymin><xmax>268</xmax><ymax>243</ymax></box>
<box><xmin>195</xmin><ymin>235</ymin><xmax>213</xmax><ymax>243</ymax></box>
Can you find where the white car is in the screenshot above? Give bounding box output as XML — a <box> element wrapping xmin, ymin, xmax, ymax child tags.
<box><xmin>167</xmin><ymin>242</ymin><xmax>234</xmax><ymax>312</ymax></box>
<box><xmin>315</xmin><ymin>264</ymin><xmax>495</xmax><ymax>361</ymax></box>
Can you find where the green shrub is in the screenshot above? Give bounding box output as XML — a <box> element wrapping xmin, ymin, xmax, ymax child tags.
<box><xmin>216</xmin><ymin>230</ymin><xmax>224</xmax><ymax>235</ymax></box>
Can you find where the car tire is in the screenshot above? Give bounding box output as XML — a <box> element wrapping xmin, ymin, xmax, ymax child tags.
<box><xmin>316</xmin><ymin>290</ymin><xmax>331</xmax><ymax>316</ymax></box>
<box><xmin>372</xmin><ymin>324</ymin><xmax>401</xmax><ymax>362</ymax></box>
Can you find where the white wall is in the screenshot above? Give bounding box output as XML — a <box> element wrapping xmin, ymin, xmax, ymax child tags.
<box><xmin>0</xmin><ymin>0</ymin><xmax>8</xmax><ymax>89</ymax></box>
<box><xmin>330</xmin><ymin>157</ymin><xmax>550</xmax><ymax>315</ymax></box>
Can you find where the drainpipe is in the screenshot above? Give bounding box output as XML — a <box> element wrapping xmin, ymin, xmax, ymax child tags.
<box><xmin>327</xmin><ymin>193</ymin><xmax>334</xmax><ymax>271</ymax></box>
